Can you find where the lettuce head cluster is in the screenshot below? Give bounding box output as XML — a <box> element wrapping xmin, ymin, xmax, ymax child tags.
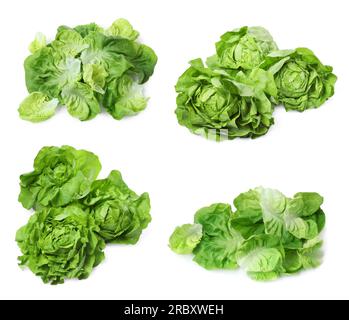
<box><xmin>175</xmin><ymin>26</ymin><xmax>337</xmax><ymax>141</ymax></box>
<box><xmin>169</xmin><ymin>187</ymin><xmax>325</xmax><ymax>281</ymax></box>
<box><xmin>19</xmin><ymin>19</ymin><xmax>157</xmax><ymax>122</ymax></box>
<box><xmin>16</xmin><ymin>146</ymin><xmax>151</xmax><ymax>284</ymax></box>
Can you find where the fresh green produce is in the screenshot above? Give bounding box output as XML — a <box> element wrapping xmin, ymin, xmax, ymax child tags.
<box><xmin>175</xmin><ymin>59</ymin><xmax>277</xmax><ymax>141</ymax></box>
<box><xmin>169</xmin><ymin>187</ymin><xmax>325</xmax><ymax>281</ymax></box>
<box><xmin>18</xmin><ymin>92</ymin><xmax>59</xmax><ymax>122</ymax></box>
<box><xmin>16</xmin><ymin>205</ymin><xmax>105</xmax><ymax>285</ymax></box>
<box><xmin>19</xmin><ymin>19</ymin><xmax>157</xmax><ymax>122</ymax></box>
<box><xmin>18</xmin><ymin>146</ymin><xmax>101</xmax><ymax>210</ymax></box>
<box><xmin>83</xmin><ymin>170</ymin><xmax>151</xmax><ymax>244</ymax></box>
<box><xmin>175</xmin><ymin>26</ymin><xmax>336</xmax><ymax>140</ymax></box>
<box><xmin>207</xmin><ymin>26</ymin><xmax>278</xmax><ymax>70</ymax></box>
<box><xmin>17</xmin><ymin>146</ymin><xmax>151</xmax><ymax>284</ymax></box>
<box><xmin>261</xmin><ymin>48</ymin><xmax>337</xmax><ymax>111</ymax></box>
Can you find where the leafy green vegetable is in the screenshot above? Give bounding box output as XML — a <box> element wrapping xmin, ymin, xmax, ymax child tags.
<box><xmin>19</xmin><ymin>146</ymin><xmax>101</xmax><ymax>209</ymax></box>
<box><xmin>261</xmin><ymin>48</ymin><xmax>337</xmax><ymax>111</ymax></box>
<box><xmin>25</xmin><ymin>47</ymin><xmax>82</xmax><ymax>98</ymax></box>
<box><xmin>18</xmin><ymin>92</ymin><xmax>59</xmax><ymax>122</ymax></box>
<box><xmin>207</xmin><ymin>26</ymin><xmax>278</xmax><ymax>70</ymax></box>
<box><xmin>175</xmin><ymin>59</ymin><xmax>277</xmax><ymax>141</ymax></box>
<box><xmin>169</xmin><ymin>224</ymin><xmax>203</xmax><ymax>254</ymax></box>
<box><xmin>29</xmin><ymin>33</ymin><xmax>47</xmax><ymax>54</ymax></box>
<box><xmin>176</xmin><ymin>26</ymin><xmax>336</xmax><ymax>141</ymax></box>
<box><xmin>105</xmin><ymin>18</ymin><xmax>139</xmax><ymax>40</ymax></box>
<box><xmin>61</xmin><ymin>83</ymin><xmax>101</xmax><ymax>121</ymax></box>
<box><xmin>103</xmin><ymin>74</ymin><xmax>149</xmax><ymax>120</ymax></box>
<box><xmin>193</xmin><ymin>204</ymin><xmax>244</xmax><ymax>269</ymax></box>
<box><xmin>169</xmin><ymin>187</ymin><xmax>326</xmax><ymax>281</ymax></box>
<box><xmin>20</xmin><ymin>19</ymin><xmax>157</xmax><ymax>122</ymax></box>
<box><xmin>83</xmin><ymin>170</ymin><xmax>151</xmax><ymax>244</ymax></box>
<box><xmin>82</xmin><ymin>63</ymin><xmax>108</xmax><ymax>94</ymax></box>
<box><xmin>17</xmin><ymin>146</ymin><xmax>152</xmax><ymax>284</ymax></box>
<box><xmin>16</xmin><ymin>205</ymin><xmax>105</xmax><ymax>284</ymax></box>
<box><xmin>236</xmin><ymin>234</ymin><xmax>285</xmax><ymax>280</ymax></box>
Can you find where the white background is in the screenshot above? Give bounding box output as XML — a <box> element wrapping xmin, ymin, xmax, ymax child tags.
<box><xmin>0</xmin><ymin>0</ymin><xmax>348</xmax><ymax>300</ymax></box>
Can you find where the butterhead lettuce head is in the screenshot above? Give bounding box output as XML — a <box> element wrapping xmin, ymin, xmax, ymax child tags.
<box><xmin>175</xmin><ymin>59</ymin><xmax>277</xmax><ymax>141</ymax></box>
<box><xmin>261</xmin><ymin>48</ymin><xmax>337</xmax><ymax>111</ymax></box>
<box><xmin>175</xmin><ymin>26</ymin><xmax>336</xmax><ymax>141</ymax></box>
<box><xmin>17</xmin><ymin>146</ymin><xmax>152</xmax><ymax>284</ymax></box>
<box><xmin>16</xmin><ymin>205</ymin><xmax>105</xmax><ymax>285</ymax></box>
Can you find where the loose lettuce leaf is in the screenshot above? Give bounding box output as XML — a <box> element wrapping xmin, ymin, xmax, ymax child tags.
<box><xmin>25</xmin><ymin>47</ymin><xmax>82</xmax><ymax>98</ymax></box>
<box><xmin>81</xmin><ymin>32</ymin><xmax>157</xmax><ymax>84</ymax></box>
<box><xmin>298</xmin><ymin>237</ymin><xmax>324</xmax><ymax>269</ymax></box>
<box><xmin>80</xmin><ymin>32</ymin><xmax>133</xmax><ymax>76</ymax></box>
<box><xmin>283</xmin><ymin>249</ymin><xmax>302</xmax><ymax>273</ymax></box>
<box><xmin>175</xmin><ymin>59</ymin><xmax>277</xmax><ymax>141</ymax></box>
<box><xmin>103</xmin><ymin>74</ymin><xmax>148</xmax><ymax>120</ymax></box>
<box><xmin>16</xmin><ymin>205</ymin><xmax>105</xmax><ymax>284</ymax></box>
<box><xmin>106</xmin><ymin>18</ymin><xmax>139</xmax><ymax>40</ymax></box>
<box><xmin>169</xmin><ymin>224</ymin><xmax>203</xmax><ymax>254</ymax></box>
<box><xmin>258</xmin><ymin>187</ymin><xmax>287</xmax><ymax>237</ymax></box>
<box><xmin>61</xmin><ymin>83</ymin><xmax>101</xmax><ymax>120</ymax></box>
<box><xmin>233</xmin><ymin>188</ymin><xmax>262</xmax><ymax>224</ymax></box>
<box><xmin>18</xmin><ymin>92</ymin><xmax>58</xmax><ymax>122</ymax></box>
<box><xmin>193</xmin><ymin>203</ymin><xmax>244</xmax><ymax>269</ymax></box>
<box><xmin>236</xmin><ymin>187</ymin><xmax>323</xmax><ymax>241</ymax></box>
<box><xmin>29</xmin><ymin>33</ymin><xmax>46</xmax><ymax>54</ymax></box>
<box><xmin>290</xmin><ymin>192</ymin><xmax>324</xmax><ymax>217</ymax></box>
<box><xmin>236</xmin><ymin>234</ymin><xmax>284</xmax><ymax>279</ymax></box>
<box><xmin>261</xmin><ymin>48</ymin><xmax>337</xmax><ymax>111</ymax></box>
<box><xmin>51</xmin><ymin>27</ymin><xmax>89</xmax><ymax>57</ymax></box>
<box><xmin>82</xmin><ymin>63</ymin><xmax>108</xmax><ymax>94</ymax></box>
<box><xmin>19</xmin><ymin>146</ymin><xmax>101</xmax><ymax>209</ymax></box>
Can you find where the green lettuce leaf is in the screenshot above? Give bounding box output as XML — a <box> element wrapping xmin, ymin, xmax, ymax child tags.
<box><xmin>193</xmin><ymin>203</ymin><xmax>244</xmax><ymax>269</ymax></box>
<box><xmin>283</xmin><ymin>249</ymin><xmax>302</xmax><ymax>273</ymax></box>
<box><xmin>18</xmin><ymin>92</ymin><xmax>58</xmax><ymax>122</ymax></box>
<box><xmin>25</xmin><ymin>47</ymin><xmax>82</xmax><ymax>98</ymax></box>
<box><xmin>257</xmin><ymin>187</ymin><xmax>287</xmax><ymax>237</ymax></box>
<box><xmin>81</xmin><ymin>32</ymin><xmax>157</xmax><ymax>83</ymax></box>
<box><xmin>82</xmin><ymin>63</ymin><xmax>108</xmax><ymax>94</ymax></box>
<box><xmin>61</xmin><ymin>83</ymin><xmax>101</xmax><ymax>120</ymax></box>
<box><xmin>51</xmin><ymin>27</ymin><xmax>89</xmax><ymax>57</ymax></box>
<box><xmin>236</xmin><ymin>234</ymin><xmax>284</xmax><ymax>280</ymax></box>
<box><xmin>73</xmin><ymin>23</ymin><xmax>104</xmax><ymax>38</ymax></box>
<box><xmin>103</xmin><ymin>74</ymin><xmax>148</xmax><ymax>120</ymax></box>
<box><xmin>169</xmin><ymin>224</ymin><xmax>203</xmax><ymax>254</ymax></box>
<box><xmin>106</xmin><ymin>18</ymin><xmax>139</xmax><ymax>40</ymax></box>
<box><xmin>29</xmin><ymin>33</ymin><xmax>47</xmax><ymax>54</ymax></box>
<box><xmin>298</xmin><ymin>237</ymin><xmax>324</xmax><ymax>269</ymax></box>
